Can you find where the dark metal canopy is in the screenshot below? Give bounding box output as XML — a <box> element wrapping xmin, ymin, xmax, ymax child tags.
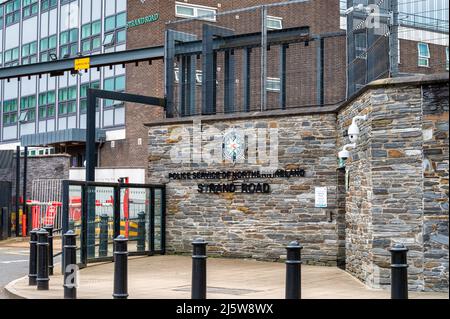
<box><xmin>20</xmin><ymin>128</ymin><xmax>106</xmax><ymax>147</ymax></box>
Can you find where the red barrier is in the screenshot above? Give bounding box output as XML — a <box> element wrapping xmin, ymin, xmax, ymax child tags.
<box><xmin>22</xmin><ymin>213</ymin><xmax>27</xmax><ymax>237</ymax></box>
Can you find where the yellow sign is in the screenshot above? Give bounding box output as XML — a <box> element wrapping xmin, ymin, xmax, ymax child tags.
<box><xmin>74</xmin><ymin>57</ymin><xmax>90</xmax><ymax>71</ymax></box>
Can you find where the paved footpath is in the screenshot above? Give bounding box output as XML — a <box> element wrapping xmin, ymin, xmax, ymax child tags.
<box><xmin>5</xmin><ymin>255</ymin><xmax>448</xmax><ymax>299</ymax></box>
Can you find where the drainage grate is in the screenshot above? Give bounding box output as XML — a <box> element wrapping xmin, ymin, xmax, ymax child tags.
<box><xmin>172</xmin><ymin>285</ymin><xmax>262</xmax><ymax>296</ymax></box>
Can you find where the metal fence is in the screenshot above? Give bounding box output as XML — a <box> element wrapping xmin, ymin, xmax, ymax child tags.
<box><xmin>165</xmin><ymin>0</ymin><xmax>347</xmax><ymax>118</ymax></box>
<box><xmin>29</xmin><ymin>179</ymin><xmax>64</xmax><ymax>231</ymax></box>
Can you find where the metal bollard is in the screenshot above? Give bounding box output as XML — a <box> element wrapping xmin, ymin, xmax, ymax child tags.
<box><xmin>69</xmin><ymin>220</ymin><xmax>75</xmax><ymax>231</ymax></box>
<box><xmin>390</xmin><ymin>243</ymin><xmax>409</xmax><ymax>299</ymax></box>
<box><xmin>63</xmin><ymin>230</ymin><xmax>78</xmax><ymax>299</ymax></box>
<box><xmin>99</xmin><ymin>214</ymin><xmax>109</xmax><ymax>257</ymax></box>
<box><xmin>28</xmin><ymin>229</ymin><xmax>39</xmax><ymax>286</ymax></box>
<box><xmin>137</xmin><ymin>212</ymin><xmax>146</xmax><ymax>252</ymax></box>
<box><xmin>43</xmin><ymin>225</ymin><xmax>54</xmax><ymax>276</ymax></box>
<box><xmin>191</xmin><ymin>238</ymin><xmax>208</xmax><ymax>299</ymax></box>
<box><xmin>36</xmin><ymin>228</ymin><xmax>50</xmax><ymax>290</ymax></box>
<box><xmin>285</xmin><ymin>241</ymin><xmax>303</xmax><ymax>299</ymax></box>
<box><xmin>113</xmin><ymin>235</ymin><xmax>129</xmax><ymax>299</ymax></box>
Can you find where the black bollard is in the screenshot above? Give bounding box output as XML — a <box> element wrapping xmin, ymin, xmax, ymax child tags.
<box><xmin>137</xmin><ymin>212</ymin><xmax>146</xmax><ymax>252</ymax></box>
<box><xmin>191</xmin><ymin>238</ymin><xmax>207</xmax><ymax>299</ymax></box>
<box><xmin>36</xmin><ymin>228</ymin><xmax>49</xmax><ymax>290</ymax></box>
<box><xmin>43</xmin><ymin>225</ymin><xmax>54</xmax><ymax>276</ymax></box>
<box><xmin>390</xmin><ymin>243</ymin><xmax>409</xmax><ymax>299</ymax></box>
<box><xmin>28</xmin><ymin>229</ymin><xmax>39</xmax><ymax>286</ymax></box>
<box><xmin>285</xmin><ymin>241</ymin><xmax>303</xmax><ymax>299</ymax></box>
<box><xmin>99</xmin><ymin>215</ymin><xmax>109</xmax><ymax>257</ymax></box>
<box><xmin>69</xmin><ymin>219</ymin><xmax>75</xmax><ymax>231</ymax></box>
<box><xmin>63</xmin><ymin>230</ymin><xmax>78</xmax><ymax>299</ymax></box>
<box><xmin>113</xmin><ymin>235</ymin><xmax>128</xmax><ymax>299</ymax></box>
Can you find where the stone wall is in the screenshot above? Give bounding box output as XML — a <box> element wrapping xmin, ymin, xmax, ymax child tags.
<box><xmin>422</xmin><ymin>83</ymin><xmax>449</xmax><ymax>291</ymax></box>
<box><xmin>146</xmin><ymin>73</ymin><xmax>448</xmax><ymax>292</ymax></box>
<box><xmin>147</xmin><ymin>112</ymin><xmax>343</xmax><ymax>265</ymax></box>
<box><xmin>337</xmin><ymin>75</ymin><xmax>449</xmax><ymax>292</ymax></box>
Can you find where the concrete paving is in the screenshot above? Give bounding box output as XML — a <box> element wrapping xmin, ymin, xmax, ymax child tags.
<box><xmin>5</xmin><ymin>255</ymin><xmax>448</xmax><ymax>299</ymax></box>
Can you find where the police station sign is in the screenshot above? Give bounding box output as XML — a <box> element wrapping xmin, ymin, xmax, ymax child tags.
<box><xmin>169</xmin><ymin>169</ymin><xmax>306</xmax><ymax>194</ymax></box>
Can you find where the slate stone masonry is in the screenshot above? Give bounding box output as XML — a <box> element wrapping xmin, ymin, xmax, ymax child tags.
<box><xmin>147</xmin><ymin>74</ymin><xmax>448</xmax><ymax>292</ymax></box>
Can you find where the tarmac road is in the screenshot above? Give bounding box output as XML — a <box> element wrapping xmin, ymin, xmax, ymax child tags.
<box><xmin>0</xmin><ymin>245</ymin><xmax>30</xmax><ymax>299</ymax></box>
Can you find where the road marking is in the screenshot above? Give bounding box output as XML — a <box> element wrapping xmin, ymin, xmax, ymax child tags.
<box><xmin>0</xmin><ymin>259</ymin><xmax>28</xmax><ymax>264</ymax></box>
<box><xmin>2</xmin><ymin>250</ymin><xmax>29</xmax><ymax>256</ymax></box>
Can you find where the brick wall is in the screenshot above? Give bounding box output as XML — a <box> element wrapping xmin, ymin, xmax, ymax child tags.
<box><xmin>111</xmin><ymin>0</ymin><xmax>346</xmax><ymax>173</ymax></box>
<box><xmin>399</xmin><ymin>39</ymin><xmax>448</xmax><ymax>75</ymax></box>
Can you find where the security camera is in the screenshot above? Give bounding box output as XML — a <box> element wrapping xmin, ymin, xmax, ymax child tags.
<box><xmin>348</xmin><ymin>115</ymin><xmax>368</xmax><ymax>143</ymax></box>
<box><xmin>339</xmin><ymin>143</ymin><xmax>356</xmax><ymax>160</ymax></box>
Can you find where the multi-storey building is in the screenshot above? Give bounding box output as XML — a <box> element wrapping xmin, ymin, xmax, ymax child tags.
<box><xmin>0</xmin><ymin>0</ymin><xmax>127</xmax><ymax>167</ymax></box>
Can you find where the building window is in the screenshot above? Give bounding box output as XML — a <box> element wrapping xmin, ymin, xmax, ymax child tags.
<box><xmin>418</xmin><ymin>42</ymin><xmax>430</xmax><ymax>67</ymax></box>
<box><xmin>174</xmin><ymin>68</ymin><xmax>202</xmax><ymax>85</ymax></box>
<box><xmin>4</xmin><ymin>47</ymin><xmax>20</xmax><ymax>67</ymax></box>
<box><xmin>58</xmin><ymin>86</ymin><xmax>77</xmax><ymax>116</ymax></box>
<box><xmin>3</xmin><ymin>99</ymin><xmax>18</xmax><ymax>126</ymax></box>
<box><xmin>22</xmin><ymin>41</ymin><xmax>38</xmax><ymax>65</ymax></box>
<box><xmin>104</xmin><ymin>12</ymin><xmax>127</xmax><ymax>47</ymax></box>
<box><xmin>41</xmin><ymin>0</ymin><xmax>57</xmax><ymax>12</ymax></box>
<box><xmin>0</xmin><ymin>6</ymin><xmax>4</xmax><ymax>29</ymax></box>
<box><xmin>23</xmin><ymin>0</ymin><xmax>38</xmax><ymax>19</ymax></box>
<box><xmin>175</xmin><ymin>2</ymin><xmax>216</xmax><ymax>22</ymax></box>
<box><xmin>267</xmin><ymin>16</ymin><xmax>283</xmax><ymax>30</ymax></box>
<box><xmin>5</xmin><ymin>0</ymin><xmax>20</xmax><ymax>26</ymax></box>
<box><xmin>40</xmin><ymin>35</ymin><xmax>57</xmax><ymax>61</ymax></box>
<box><xmin>20</xmin><ymin>95</ymin><xmax>36</xmax><ymax>123</ymax></box>
<box><xmin>81</xmin><ymin>20</ymin><xmax>102</xmax><ymax>53</ymax></box>
<box><xmin>60</xmin><ymin>28</ymin><xmax>79</xmax><ymax>58</ymax></box>
<box><xmin>79</xmin><ymin>81</ymin><xmax>100</xmax><ymax>113</ymax></box>
<box><xmin>103</xmin><ymin>76</ymin><xmax>125</xmax><ymax>127</ymax></box>
<box><xmin>38</xmin><ymin>91</ymin><xmax>56</xmax><ymax>119</ymax></box>
<box><xmin>267</xmin><ymin>77</ymin><xmax>281</xmax><ymax>92</ymax></box>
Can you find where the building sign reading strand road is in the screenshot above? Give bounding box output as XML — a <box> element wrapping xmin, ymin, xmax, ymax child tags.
<box><xmin>168</xmin><ymin>169</ymin><xmax>306</xmax><ymax>194</ymax></box>
<box><xmin>127</xmin><ymin>13</ymin><xmax>160</xmax><ymax>28</ymax></box>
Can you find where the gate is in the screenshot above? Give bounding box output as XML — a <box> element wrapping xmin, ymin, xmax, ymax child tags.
<box><xmin>61</xmin><ymin>180</ymin><xmax>166</xmax><ymax>268</ymax></box>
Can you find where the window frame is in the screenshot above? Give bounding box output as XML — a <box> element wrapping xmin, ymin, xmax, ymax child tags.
<box><xmin>267</xmin><ymin>16</ymin><xmax>283</xmax><ymax>30</ymax></box>
<box><xmin>5</xmin><ymin>0</ymin><xmax>20</xmax><ymax>26</ymax></box>
<box><xmin>23</xmin><ymin>0</ymin><xmax>39</xmax><ymax>19</ymax></box>
<box><xmin>20</xmin><ymin>95</ymin><xmax>37</xmax><ymax>123</ymax></box>
<box><xmin>40</xmin><ymin>34</ymin><xmax>57</xmax><ymax>62</ymax></box>
<box><xmin>58</xmin><ymin>86</ymin><xmax>78</xmax><ymax>116</ymax></box>
<box><xmin>175</xmin><ymin>2</ymin><xmax>217</xmax><ymax>22</ymax></box>
<box><xmin>38</xmin><ymin>90</ymin><xmax>56</xmax><ymax>120</ymax></box>
<box><xmin>418</xmin><ymin>42</ymin><xmax>430</xmax><ymax>67</ymax></box>
<box><xmin>2</xmin><ymin>99</ymin><xmax>19</xmax><ymax>126</ymax></box>
<box><xmin>266</xmin><ymin>77</ymin><xmax>281</xmax><ymax>92</ymax></box>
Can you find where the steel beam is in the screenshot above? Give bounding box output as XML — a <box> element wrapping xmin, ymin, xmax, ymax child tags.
<box><xmin>224</xmin><ymin>50</ymin><xmax>235</xmax><ymax>113</ymax></box>
<box><xmin>316</xmin><ymin>37</ymin><xmax>325</xmax><ymax>105</ymax></box>
<box><xmin>202</xmin><ymin>24</ymin><xmax>234</xmax><ymax>115</ymax></box>
<box><xmin>0</xmin><ymin>46</ymin><xmax>164</xmax><ymax>80</ymax></box>
<box><xmin>243</xmin><ymin>48</ymin><xmax>252</xmax><ymax>112</ymax></box>
<box><xmin>280</xmin><ymin>44</ymin><xmax>288</xmax><ymax>110</ymax></box>
<box><xmin>176</xmin><ymin>27</ymin><xmax>310</xmax><ymax>56</ymax></box>
<box><xmin>165</xmin><ymin>30</ymin><xmax>198</xmax><ymax>118</ymax></box>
